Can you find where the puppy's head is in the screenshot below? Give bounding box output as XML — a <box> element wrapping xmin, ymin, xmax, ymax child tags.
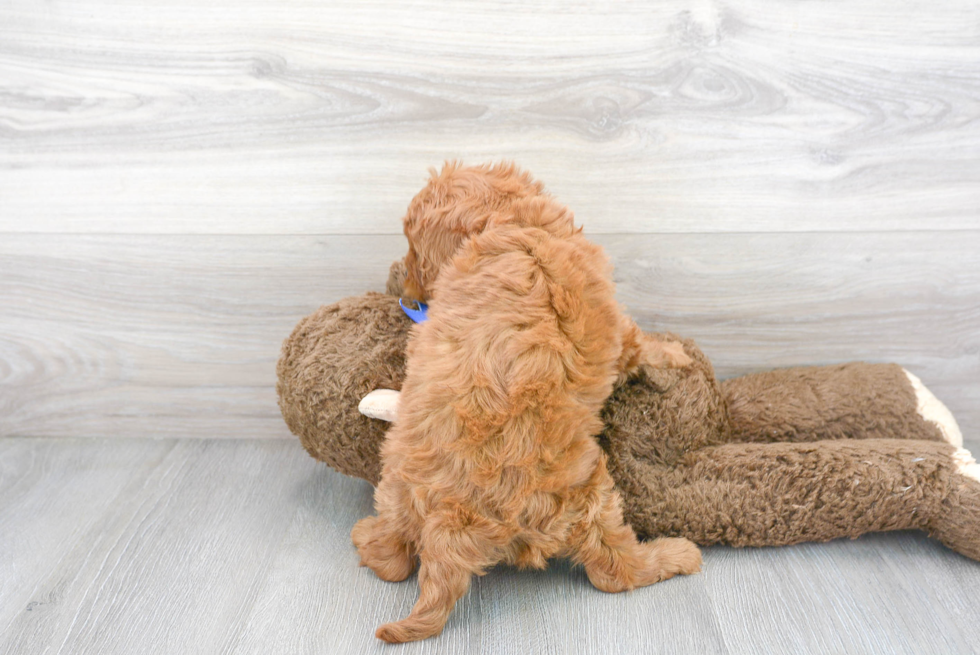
<box><xmin>401</xmin><ymin>161</ymin><xmax>545</xmax><ymax>301</ymax></box>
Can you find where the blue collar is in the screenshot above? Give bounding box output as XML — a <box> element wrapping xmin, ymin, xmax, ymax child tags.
<box><xmin>399</xmin><ymin>298</ymin><xmax>429</xmax><ymax>323</ymax></box>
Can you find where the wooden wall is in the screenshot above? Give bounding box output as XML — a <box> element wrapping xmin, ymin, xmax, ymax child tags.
<box><xmin>2</xmin><ymin>0</ymin><xmax>978</xmax><ymax>444</ymax></box>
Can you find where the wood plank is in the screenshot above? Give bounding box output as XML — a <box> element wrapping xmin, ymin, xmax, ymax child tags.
<box><xmin>2</xmin><ymin>232</ymin><xmax>977</xmax><ymax>444</ymax></box>
<box><xmin>2</xmin><ymin>1</ymin><xmax>979</xmax><ymax>233</ymax></box>
<box><xmin>0</xmin><ymin>234</ymin><xmax>406</xmax><ymax>439</ymax></box>
<box><xmin>2</xmin><ymin>438</ymin><xmax>978</xmax><ymax>654</ymax></box>
<box><xmin>0</xmin><ymin>439</ymin><xmax>310</xmax><ymax>655</ymax></box>
<box><xmin>703</xmin><ymin>533</ymin><xmax>980</xmax><ymax>654</ymax></box>
<box><xmin>0</xmin><ymin>438</ymin><xmax>177</xmax><ymax>634</ymax></box>
<box><xmin>233</xmin><ymin>473</ymin><xmax>730</xmax><ymax>655</ymax></box>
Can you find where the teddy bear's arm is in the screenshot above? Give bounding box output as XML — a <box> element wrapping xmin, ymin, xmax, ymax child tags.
<box><xmin>617</xmin><ymin>438</ymin><xmax>980</xmax><ymax>561</ymax></box>
<box><xmin>720</xmin><ymin>362</ymin><xmax>962</xmax><ymax>448</ymax></box>
<box><xmin>387</xmin><ymin>259</ymin><xmax>408</xmax><ymax>296</ymax></box>
<box><xmin>359</xmin><ymin>389</ymin><xmax>400</xmax><ymax>422</ymax></box>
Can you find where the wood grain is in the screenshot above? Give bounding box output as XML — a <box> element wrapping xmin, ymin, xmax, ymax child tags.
<box><xmin>0</xmin><ymin>439</ymin><xmax>310</xmax><ymax>654</ymax></box>
<box><xmin>1</xmin><ymin>438</ymin><xmax>978</xmax><ymax>654</ymax></box>
<box><xmin>1</xmin><ymin>232</ymin><xmax>977</xmax><ymax>448</ymax></box>
<box><xmin>0</xmin><ymin>234</ymin><xmax>407</xmax><ymax>439</ymax></box>
<box><xmin>2</xmin><ymin>1</ymin><xmax>979</xmax><ymax>233</ymax></box>
<box><xmin>3</xmin><ymin>2</ymin><xmax>978</xmax><ymax>652</ymax></box>
<box><xmin>0</xmin><ymin>438</ymin><xmax>177</xmax><ymax>638</ymax></box>
<box><xmin>703</xmin><ymin>533</ymin><xmax>980</xmax><ymax>654</ymax></box>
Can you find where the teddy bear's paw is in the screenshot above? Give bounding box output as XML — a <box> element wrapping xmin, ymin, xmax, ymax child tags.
<box><xmin>952</xmin><ymin>448</ymin><xmax>980</xmax><ymax>484</ymax></box>
<box><xmin>358</xmin><ymin>389</ymin><xmax>401</xmax><ymax>423</ymax></box>
<box><xmin>903</xmin><ymin>369</ymin><xmax>963</xmax><ymax>448</ymax></box>
<box><xmin>635</xmin><ymin>365</ymin><xmax>681</xmax><ymax>393</ymax></box>
<box><xmin>929</xmin><ymin>449</ymin><xmax>980</xmax><ymax>562</ymax></box>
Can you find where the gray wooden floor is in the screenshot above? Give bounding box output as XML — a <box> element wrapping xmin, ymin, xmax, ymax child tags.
<box><xmin>2</xmin><ymin>437</ymin><xmax>979</xmax><ymax>655</ymax></box>
<box><xmin>3</xmin><ymin>0</ymin><xmax>980</xmax><ymax>652</ymax></box>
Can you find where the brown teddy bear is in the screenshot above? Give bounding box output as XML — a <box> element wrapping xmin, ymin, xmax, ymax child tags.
<box><xmin>277</xmin><ymin>261</ymin><xmax>980</xmax><ymax>562</ymax></box>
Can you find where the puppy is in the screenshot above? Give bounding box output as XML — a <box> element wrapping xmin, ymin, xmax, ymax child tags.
<box><xmin>352</xmin><ymin>162</ymin><xmax>700</xmax><ymax>643</ymax></box>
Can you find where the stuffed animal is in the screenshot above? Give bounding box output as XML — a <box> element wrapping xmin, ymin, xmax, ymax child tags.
<box><xmin>277</xmin><ymin>261</ymin><xmax>980</xmax><ymax>562</ymax></box>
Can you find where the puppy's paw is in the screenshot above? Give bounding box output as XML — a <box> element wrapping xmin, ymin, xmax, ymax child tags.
<box><xmin>633</xmin><ymin>537</ymin><xmax>702</xmax><ymax>587</ymax></box>
<box><xmin>639</xmin><ymin>337</ymin><xmax>692</xmax><ymax>370</ymax></box>
<box><xmin>654</xmin><ymin>537</ymin><xmax>702</xmax><ymax>577</ymax></box>
<box><xmin>662</xmin><ymin>341</ymin><xmax>693</xmax><ymax>368</ymax></box>
<box><xmin>351</xmin><ymin>516</ymin><xmax>415</xmax><ymax>582</ymax></box>
<box><xmin>351</xmin><ymin>516</ymin><xmax>377</xmax><ymax>552</ymax></box>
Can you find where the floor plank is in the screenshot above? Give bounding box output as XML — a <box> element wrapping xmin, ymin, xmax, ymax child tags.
<box><xmin>0</xmin><ymin>439</ymin><xmax>309</xmax><ymax>654</ymax></box>
<box><xmin>2</xmin><ymin>232</ymin><xmax>977</xmax><ymax>443</ymax></box>
<box><xmin>0</xmin><ymin>439</ymin><xmax>177</xmax><ymax>635</ymax></box>
<box><xmin>2</xmin><ymin>1</ymin><xmax>978</xmax><ymax>233</ymax></box>
<box><xmin>1</xmin><ymin>438</ymin><xmax>978</xmax><ymax>654</ymax></box>
<box><xmin>704</xmin><ymin>535</ymin><xmax>980</xmax><ymax>654</ymax></box>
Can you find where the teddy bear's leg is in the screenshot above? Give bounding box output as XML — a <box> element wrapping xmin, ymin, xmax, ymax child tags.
<box><xmin>622</xmin><ymin>438</ymin><xmax>980</xmax><ymax>561</ymax></box>
<box><xmin>929</xmin><ymin>448</ymin><xmax>980</xmax><ymax>561</ymax></box>
<box><xmin>351</xmin><ymin>476</ymin><xmax>419</xmax><ymax>583</ymax></box>
<box><xmin>902</xmin><ymin>369</ymin><xmax>963</xmax><ymax>446</ymax></box>
<box><xmin>720</xmin><ymin>362</ymin><xmax>961</xmax><ymax>447</ymax></box>
<box><xmin>567</xmin><ymin>456</ymin><xmax>701</xmax><ymax>592</ymax></box>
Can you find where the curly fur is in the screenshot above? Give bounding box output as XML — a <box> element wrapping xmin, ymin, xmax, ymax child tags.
<box><xmin>352</xmin><ymin>163</ymin><xmax>699</xmax><ymax>643</ymax></box>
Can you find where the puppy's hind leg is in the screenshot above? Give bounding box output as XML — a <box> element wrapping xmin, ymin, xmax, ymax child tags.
<box><xmin>375</xmin><ymin>508</ymin><xmax>507</xmax><ymax>643</ymax></box>
<box><xmin>568</xmin><ymin>458</ymin><xmax>701</xmax><ymax>592</ymax></box>
<box><xmin>352</xmin><ymin>477</ymin><xmax>417</xmax><ymax>583</ymax></box>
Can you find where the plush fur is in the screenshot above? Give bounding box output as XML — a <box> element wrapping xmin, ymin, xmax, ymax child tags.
<box><xmin>278</xmin><ymin>291</ymin><xmax>980</xmax><ymax>555</ymax></box>
<box><xmin>350</xmin><ymin>164</ymin><xmax>699</xmax><ymax>643</ymax></box>
<box><xmin>274</xmin><ymin>163</ymin><xmax>980</xmax><ymax>642</ymax></box>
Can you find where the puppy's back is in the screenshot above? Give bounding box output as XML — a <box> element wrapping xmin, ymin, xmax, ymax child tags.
<box><xmin>393</xmin><ymin>220</ymin><xmax>622</xmax><ymax>501</ymax></box>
